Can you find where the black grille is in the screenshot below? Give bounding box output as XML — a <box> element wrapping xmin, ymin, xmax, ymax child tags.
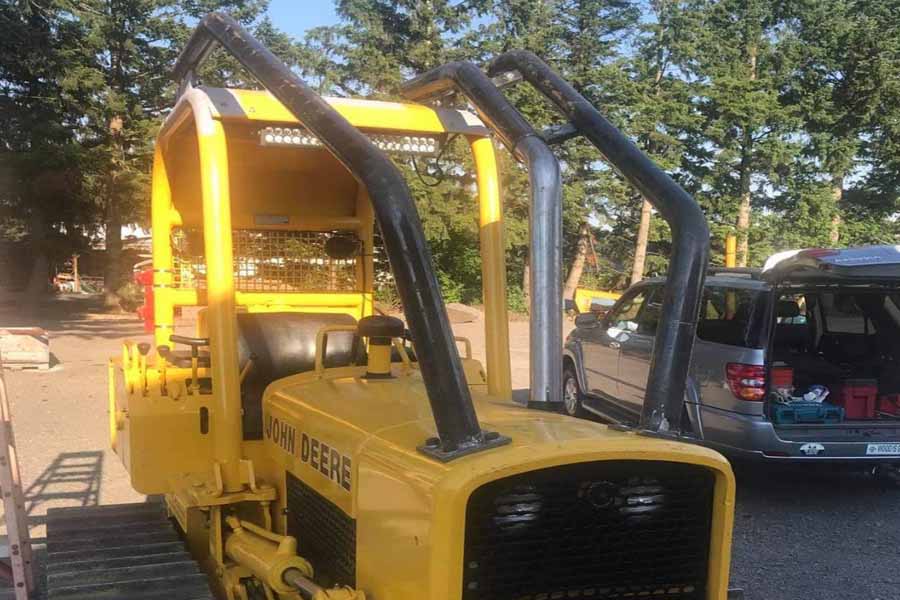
<box><xmin>463</xmin><ymin>461</ymin><xmax>715</xmax><ymax>600</ymax></box>
<box><xmin>286</xmin><ymin>472</ymin><xmax>356</xmax><ymax>587</ymax></box>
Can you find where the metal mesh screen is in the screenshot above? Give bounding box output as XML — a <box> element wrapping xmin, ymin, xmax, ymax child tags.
<box><xmin>172</xmin><ymin>229</ymin><xmax>359</xmax><ymax>292</ymax></box>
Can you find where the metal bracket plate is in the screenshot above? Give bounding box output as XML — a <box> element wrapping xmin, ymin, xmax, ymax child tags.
<box><xmin>417</xmin><ymin>431</ymin><xmax>512</xmax><ymax>462</ymax></box>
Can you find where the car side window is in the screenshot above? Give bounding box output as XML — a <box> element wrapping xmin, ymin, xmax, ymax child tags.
<box><xmin>637</xmin><ymin>286</ymin><xmax>663</xmax><ymax>336</ymax></box>
<box><xmin>696</xmin><ymin>286</ymin><xmax>761</xmax><ymax>347</ymax></box>
<box><xmin>606</xmin><ymin>290</ymin><xmax>648</xmax><ymax>335</ymax></box>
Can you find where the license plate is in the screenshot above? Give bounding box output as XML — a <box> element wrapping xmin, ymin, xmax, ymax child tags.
<box><xmin>866</xmin><ymin>443</ymin><xmax>900</xmax><ymax>455</ymax></box>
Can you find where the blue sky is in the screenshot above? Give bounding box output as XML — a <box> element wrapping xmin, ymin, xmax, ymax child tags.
<box><xmin>267</xmin><ymin>1</ymin><xmax>339</xmax><ymax>38</ymax></box>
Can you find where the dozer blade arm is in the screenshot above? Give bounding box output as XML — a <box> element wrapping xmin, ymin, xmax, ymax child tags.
<box><xmin>171</xmin><ymin>13</ymin><xmax>507</xmax><ymax>460</ymax></box>
<box><xmin>401</xmin><ymin>62</ymin><xmax>564</xmax><ymax>409</ymax></box>
<box><xmin>486</xmin><ymin>51</ymin><xmax>710</xmax><ymax>434</ymax></box>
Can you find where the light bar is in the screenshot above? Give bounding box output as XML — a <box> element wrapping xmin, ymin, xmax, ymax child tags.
<box><xmin>259</xmin><ymin>126</ymin><xmax>443</xmax><ymax>156</ymax></box>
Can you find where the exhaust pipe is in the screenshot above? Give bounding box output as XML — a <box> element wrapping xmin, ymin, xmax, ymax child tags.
<box><xmin>488</xmin><ymin>51</ymin><xmax>710</xmax><ymax>433</ymax></box>
<box><xmin>402</xmin><ymin>62</ymin><xmax>564</xmax><ymax>409</ymax></box>
<box><xmin>173</xmin><ymin>14</ymin><xmax>507</xmax><ymax>460</ymax></box>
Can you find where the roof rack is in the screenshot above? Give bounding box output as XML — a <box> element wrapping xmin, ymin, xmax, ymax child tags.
<box><xmin>708</xmin><ymin>267</ymin><xmax>762</xmax><ymax>279</ymax></box>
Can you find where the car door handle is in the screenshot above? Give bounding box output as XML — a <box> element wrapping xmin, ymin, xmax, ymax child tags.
<box><xmin>608</xmin><ymin>341</ymin><xmax>621</xmax><ymax>350</ymax></box>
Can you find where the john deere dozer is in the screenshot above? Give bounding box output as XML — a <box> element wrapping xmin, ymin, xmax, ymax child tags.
<box><xmin>43</xmin><ymin>13</ymin><xmax>736</xmax><ymax>600</ymax></box>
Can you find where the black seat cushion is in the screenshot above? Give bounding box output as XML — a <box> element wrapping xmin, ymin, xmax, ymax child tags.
<box><xmin>237</xmin><ymin>312</ymin><xmax>359</xmax><ymax>439</ymax></box>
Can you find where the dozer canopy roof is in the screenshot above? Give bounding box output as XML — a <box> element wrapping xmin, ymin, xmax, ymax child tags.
<box><xmin>199</xmin><ymin>88</ymin><xmax>489</xmax><ymax>136</ymax></box>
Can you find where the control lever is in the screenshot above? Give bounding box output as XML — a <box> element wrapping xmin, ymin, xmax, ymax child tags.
<box><xmin>137</xmin><ymin>343</ymin><xmax>151</xmax><ymax>394</ymax></box>
<box><xmin>170</xmin><ymin>335</ymin><xmax>210</xmax><ymax>393</ymax></box>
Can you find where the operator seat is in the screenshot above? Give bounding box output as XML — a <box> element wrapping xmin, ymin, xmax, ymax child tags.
<box><xmin>236</xmin><ymin>312</ymin><xmax>359</xmax><ymax>439</ymax></box>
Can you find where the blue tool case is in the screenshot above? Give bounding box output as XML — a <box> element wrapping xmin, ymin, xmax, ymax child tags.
<box><xmin>770</xmin><ymin>401</ymin><xmax>844</xmax><ymax>425</ymax></box>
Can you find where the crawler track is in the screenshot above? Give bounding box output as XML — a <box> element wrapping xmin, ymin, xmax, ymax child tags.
<box><xmin>44</xmin><ymin>502</ymin><xmax>214</xmax><ymax>599</ymax></box>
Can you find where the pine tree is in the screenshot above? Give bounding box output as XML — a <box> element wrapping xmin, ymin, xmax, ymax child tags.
<box><xmin>782</xmin><ymin>0</ymin><xmax>900</xmax><ymax>243</ymax></box>
<box><xmin>555</xmin><ymin>0</ymin><xmax>641</xmax><ymax>291</ymax></box>
<box><xmin>684</xmin><ymin>0</ymin><xmax>798</xmax><ymax>266</ymax></box>
<box><xmin>626</xmin><ymin>0</ymin><xmax>701</xmax><ymax>281</ymax></box>
<box><xmin>61</xmin><ymin>0</ymin><xmax>273</xmax><ymax>306</ymax></box>
<box><xmin>0</xmin><ymin>0</ymin><xmax>93</xmax><ymax>297</ymax></box>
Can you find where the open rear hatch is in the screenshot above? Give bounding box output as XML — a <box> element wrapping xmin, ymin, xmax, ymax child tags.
<box><xmin>763</xmin><ymin>246</ymin><xmax>900</xmax><ymax>449</ymax></box>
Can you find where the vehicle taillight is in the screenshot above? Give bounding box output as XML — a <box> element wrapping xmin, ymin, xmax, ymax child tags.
<box><xmin>726</xmin><ymin>363</ymin><xmax>766</xmax><ymax>401</ymax></box>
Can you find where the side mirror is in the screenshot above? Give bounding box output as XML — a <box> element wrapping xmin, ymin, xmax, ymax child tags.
<box><xmin>590</xmin><ymin>299</ymin><xmax>616</xmax><ymax>317</ymax></box>
<box><xmin>325</xmin><ymin>233</ymin><xmax>361</xmax><ymax>260</ymax></box>
<box><xmin>591</xmin><ymin>306</ymin><xmax>612</xmax><ymax>319</ymax></box>
<box><xmin>574</xmin><ymin>313</ymin><xmax>599</xmax><ymax>328</ymax></box>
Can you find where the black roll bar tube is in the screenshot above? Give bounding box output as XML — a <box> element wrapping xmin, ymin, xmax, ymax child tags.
<box><xmin>488</xmin><ymin>51</ymin><xmax>710</xmax><ymax>433</ymax></box>
<box><xmin>173</xmin><ymin>13</ymin><xmax>508</xmax><ymax>460</ymax></box>
<box><xmin>401</xmin><ymin>62</ymin><xmax>564</xmax><ymax>409</ymax></box>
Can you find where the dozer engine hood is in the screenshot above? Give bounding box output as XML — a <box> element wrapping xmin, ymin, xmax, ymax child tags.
<box><xmin>262</xmin><ymin>368</ymin><xmax>735</xmax><ymax>600</ymax></box>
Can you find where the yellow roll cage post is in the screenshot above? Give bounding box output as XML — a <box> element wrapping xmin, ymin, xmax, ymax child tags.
<box><xmin>140</xmin><ymin>68</ymin><xmax>514</xmax><ymax>493</ymax></box>
<box><xmin>150</xmin><ymin>91</ymin><xmax>513</xmax><ymax>403</ymax></box>
<box><xmin>152</xmin><ymin>89</ymin><xmax>511</xmax><ymax>390</ymax></box>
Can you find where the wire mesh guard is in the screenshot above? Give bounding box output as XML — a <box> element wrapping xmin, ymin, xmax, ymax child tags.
<box><xmin>172</xmin><ymin>229</ymin><xmax>359</xmax><ymax>293</ymax></box>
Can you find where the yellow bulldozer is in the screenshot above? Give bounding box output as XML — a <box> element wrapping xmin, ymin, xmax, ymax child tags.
<box><xmin>43</xmin><ymin>13</ymin><xmax>737</xmax><ymax>600</ymax></box>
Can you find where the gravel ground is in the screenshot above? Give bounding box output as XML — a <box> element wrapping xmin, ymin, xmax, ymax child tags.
<box><xmin>729</xmin><ymin>462</ymin><xmax>900</xmax><ymax>600</ymax></box>
<box><xmin>2</xmin><ymin>295</ymin><xmax>898</xmax><ymax>600</ymax></box>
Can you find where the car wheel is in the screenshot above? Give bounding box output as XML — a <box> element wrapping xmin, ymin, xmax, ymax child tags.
<box><xmin>872</xmin><ymin>463</ymin><xmax>900</xmax><ymax>487</ymax></box>
<box><xmin>562</xmin><ymin>365</ymin><xmax>587</xmax><ymax>418</ymax></box>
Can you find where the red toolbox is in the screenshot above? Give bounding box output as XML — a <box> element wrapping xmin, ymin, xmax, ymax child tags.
<box><xmin>839</xmin><ymin>379</ymin><xmax>878</xmax><ymax>419</ymax></box>
<box><xmin>770</xmin><ymin>365</ymin><xmax>794</xmax><ymax>390</ymax></box>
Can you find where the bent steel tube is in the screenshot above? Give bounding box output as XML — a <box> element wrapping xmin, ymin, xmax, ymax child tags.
<box><xmin>401</xmin><ymin>62</ymin><xmax>564</xmax><ymax>408</ymax></box>
<box><xmin>488</xmin><ymin>51</ymin><xmax>710</xmax><ymax>433</ymax></box>
<box><xmin>173</xmin><ymin>13</ymin><xmax>489</xmax><ymax>457</ymax></box>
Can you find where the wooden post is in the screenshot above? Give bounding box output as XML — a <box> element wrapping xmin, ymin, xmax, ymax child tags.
<box><xmin>72</xmin><ymin>254</ymin><xmax>81</xmax><ymax>294</ymax></box>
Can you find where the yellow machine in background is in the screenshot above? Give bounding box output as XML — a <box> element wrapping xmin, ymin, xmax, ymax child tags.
<box><xmin>44</xmin><ymin>14</ymin><xmax>737</xmax><ymax>600</ymax></box>
<box><xmin>572</xmin><ymin>287</ymin><xmax>622</xmax><ymax>314</ymax></box>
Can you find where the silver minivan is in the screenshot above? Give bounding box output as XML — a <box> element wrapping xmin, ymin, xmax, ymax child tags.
<box><xmin>562</xmin><ymin>247</ymin><xmax>900</xmax><ymax>463</ymax></box>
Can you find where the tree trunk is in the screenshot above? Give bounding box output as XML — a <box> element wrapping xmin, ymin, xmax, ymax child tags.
<box><xmin>736</xmin><ymin>186</ymin><xmax>751</xmax><ymax>267</ymax></box>
<box><xmin>25</xmin><ymin>207</ymin><xmax>49</xmax><ymax>299</ymax></box>
<box><xmin>829</xmin><ymin>175</ymin><xmax>843</xmax><ymax>244</ymax></box>
<box><xmin>631</xmin><ymin>199</ymin><xmax>653</xmax><ymax>284</ymax></box>
<box><xmin>563</xmin><ymin>223</ymin><xmax>590</xmax><ymax>300</ymax></box>
<box><xmin>736</xmin><ymin>42</ymin><xmax>758</xmax><ymax>268</ymax></box>
<box><xmin>72</xmin><ymin>255</ymin><xmax>81</xmax><ymax>294</ymax></box>
<box><xmin>522</xmin><ymin>254</ymin><xmax>530</xmax><ymax>310</ymax></box>
<box><xmin>104</xmin><ymin>199</ymin><xmax>122</xmax><ymax>308</ymax></box>
<box><xmin>630</xmin><ymin>49</ymin><xmax>664</xmax><ymax>285</ymax></box>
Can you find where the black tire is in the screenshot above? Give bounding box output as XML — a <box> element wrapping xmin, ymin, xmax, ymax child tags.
<box><xmin>562</xmin><ymin>364</ymin><xmax>588</xmax><ymax>418</ymax></box>
<box><xmin>872</xmin><ymin>463</ymin><xmax>900</xmax><ymax>487</ymax></box>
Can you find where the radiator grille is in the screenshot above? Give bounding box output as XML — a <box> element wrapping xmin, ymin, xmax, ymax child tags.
<box><xmin>463</xmin><ymin>461</ymin><xmax>714</xmax><ymax>600</ymax></box>
<box><xmin>286</xmin><ymin>471</ymin><xmax>356</xmax><ymax>587</ymax></box>
<box><xmin>172</xmin><ymin>229</ymin><xmax>359</xmax><ymax>292</ymax></box>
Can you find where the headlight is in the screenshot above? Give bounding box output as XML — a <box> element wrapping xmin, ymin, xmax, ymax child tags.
<box><xmin>259</xmin><ymin>126</ymin><xmax>443</xmax><ymax>156</ymax></box>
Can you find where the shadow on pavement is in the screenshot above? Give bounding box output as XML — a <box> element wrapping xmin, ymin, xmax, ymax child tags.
<box><xmin>24</xmin><ymin>450</ymin><xmax>103</xmax><ymax>525</ymax></box>
<box><xmin>0</xmin><ymin>295</ymin><xmax>145</xmax><ymax>341</ymax></box>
